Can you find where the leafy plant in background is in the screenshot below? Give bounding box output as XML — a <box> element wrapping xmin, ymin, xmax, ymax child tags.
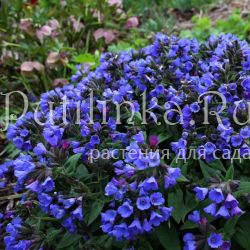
<box><xmin>181</xmin><ymin>10</ymin><xmax>250</xmax><ymax>41</ymax></box>
<box><xmin>1</xmin><ymin>34</ymin><xmax>250</xmax><ymax>249</ymax></box>
<box><xmin>0</xmin><ymin>0</ymin><xmax>141</xmax><ymax>97</ymax></box>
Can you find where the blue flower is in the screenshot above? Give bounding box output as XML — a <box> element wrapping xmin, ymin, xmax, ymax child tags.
<box><xmin>216</xmin><ymin>205</ymin><xmax>230</xmax><ymax>218</ymax></box>
<box><xmin>50</xmin><ymin>204</ymin><xmax>65</xmax><ymax>219</ymax></box>
<box><xmin>128</xmin><ymin>218</ymin><xmax>142</xmax><ymax>235</ymax></box>
<box><xmin>149</xmin><ymin>211</ymin><xmax>164</xmax><ymax>227</ymax></box>
<box><xmin>183</xmin><ymin>233</ymin><xmax>196</xmax><ymax>250</ymax></box>
<box><xmin>43</xmin><ymin>126</ymin><xmax>64</xmax><ymax>147</ymax></box>
<box><xmin>241</xmin><ymin>77</ymin><xmax>250</xmax><ymax>91</ymax></box>
<box><xmin>204</xmin><ymin>142</ymin><xmax>216</xmax><ymax>155</ymax></box>
<box><xmin>140</xmin><ymin>177</ymin><xmax>158</xmax><ymax>192</ymax></box>
<box><xmin>224</xmin><ymin>193</ymin><xmax>238</xmax><ymax>209</ymax></box>
<box><xmin>204</xmin><ymin>203</ymin><xmax>217</xmax><ymax>216</ymax></box>
<box><xmin>38</xmin><ymin>193</ymin><xmax>52</xmax><ymax>211</ymax></box>
<box><xmin>240</xmin><ymin>126</ymin><xmax>250</xmax><ymax>139</ymax></box>
<box><xmin>209</xmin><ymin>188</ymin><xmax>224</xmax><ymax>204</ymax></box>
<box><xmin>72</xmin><ymin>206</ymin><xmax>83</xmax><ymax>221</ymax></box>
<box><xmin>231</xmin><ymin>206</ymin><xmax>244</xmax><ymax>216</ymax></box>
<box><xmin>142</xmin><ymin>219</ymin><xmax>152</xmax><ymax>232</ymax></box>
<box><xmin>112</xmin><ymin>223</ymin><xmax>129</xmax><ymax>240</ymax></box>
<box><xmin>148</xmin><ymin>151</ymin><xmax>161</xmax><ymax>167</ymax></box>
<box><xmin>231</xmin><ymin>135</ymin><xmax>243</xmax><ymax>147</ymax></box>
<box><xmin>188</xmin><ymin>210</ymin><xmax>200</xmax><ymax>223</ymax></box>
<box><xmin>62</xmin><ymin>217</ymin><xmax>77</xmax><ymax>233</ymax></box>
<box><xmin>136</xmin><ymin>196</ymin><xmax>151</xmax><ymax>211</ymax></box>
<box><xmin>101</xmin><ymin>210</ymin><xmax>117</xmax><ymax>223</ymax></box>
<box><xmin>133</xmin><ymin>132</ymin><xmax>145</xmax><ymax>144</ymax></box>
<box><xmin>194</xmin><ymin>187</ymin><xmax>208</xmax><ymax>200</ymax></box>
<box><xmin>41</xmin><ymin>177</ymin><xmax>55</xmax><ymax>192</ymax></box>
<box><xmin>105</xmin><ymin>181</ymin><xmax>118</xmax><ymax>196</ymax></box>
<box><xmin>207</xmin><ymin>233</ymin><xmax>224</xmax><ymax>249</ymax></box>
<box><xmin>118</xmin><ymin>201</ymin><xmax>134</xmax><ymax>218</ymax></box>
<box><xmin>150</xmin><ymin>192</ymin><xmax>165</xmax><ymax>206</ymax></box>
<box><xmin>190</xmin><ymin>102</ymin><xmax>200</xmax><ymax>113</ymax></box>
<box><xmin>33</xmin><ymin>143</ymin><xmax>47</xmax><ymax>156</ymax></box>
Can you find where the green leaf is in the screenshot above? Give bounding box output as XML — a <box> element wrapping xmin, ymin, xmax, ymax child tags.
<box><xmin>199</xmin><ymin>160</ymin><xmax>219</xmax><ymax>180</ymax></box>
<box><xmin>75</xmin><ymin>164</ymin><xmax>89</xmax><ymax>180</ymax></box>
<box><xmin>225</xmin><ymin>164</ymin><xmax>234</xmax><ymax>181</ymax></box>
<box><xmin>64</xmin><ymin>153</ymin><xmax>82</xmax><ymax>174</ymax></box>
<box><xmin>155</xmin><ymin>223</ymin><xmax>181</xmax><ymax>250</ymax></box>
<box><xmin>44</xmin><ymin>228</ymin><xmax>62</xmax><ymax>246</ymax></box>
<box><xmin>208</xmin><ymin>160</ymin><xmax>226</xmax><ymax>172</ymax></box>
<box><xmin>180</xmin><ymin>220</ymin><xmax>198</xmax><ymax>230</ymax></box>
<box><xmin>56</xmin><ymin>232</ymin><xmax>81</xmax><ymax>250</ymax></box>
<box><xmin>87</xmin><ymin>199</ymin><xmax>104</xmax><ymax>225</ymax></box>
<box><xmin>234</xmin><ymin>213</ymin><xmax>250</xmax><ymax>249</ymax></box>
<box><xmin>223</xmin><ymin>217</ymin><xmax>239</xmax><ymax>238</ymax></box>
<box><xmin>177</xmin><ymin>175</ymin><xmax>189</xmax><ymax>183</ymax></box>
<box><xmin>158</xmin><ymin>133</ymin><xmax>171</xmax><ymax>144</ymax></box>
<box><xmin>168</xmin><ymin>188</ymin><xmax>198</xmax><ymax>223</ymax></box>
<box><xmin>168</xmin><ymin>187</ymin><xmax>184</xmax><ymax>223</ymax></box>
<box><xmin>73</xmin><ymin>53</ymin><xmax>95</xmax><ymax>64</ymax></box>
<box><xmin>234</xmin><ymin>181</ymin><xmax>250</xmax><ymax>198</ymax></box>
<box><xmin>182</xmin><ymin>192</ymin><xmax>199</xmax><ymax>220</ymax></box>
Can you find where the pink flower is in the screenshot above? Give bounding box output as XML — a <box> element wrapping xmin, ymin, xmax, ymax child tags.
<box><xmin>108</xmin><ymin>0</ymin><xmax>122</xmax><ymax>7</ymax></box>
<box><xmin>69</xmin><ymin>16</ymin><xmax>84</xmax><ymax>32</ymax></box>
<box><xmin>21</xmin><ymin>61</ymin><xmax>44</xmax><ymax>77</ymax></box>
<box><xmin>36</xmin><ymin>19</ymin><xmax>60</xmax><ymax>41</ymax></box>
<box><xmin>47</xmin><ymin>19</ymin><xmax>60</xmax><ymax>30</ymax></box>
<box><xmin>125</xmin><ymin>17</ymin><xmax>139</xmax><ymax>29</ymax></box>
<box><xmin>149</xmin><ymin>135</ymin><xmax>159</xmax><ymax>148</ymax></box>
<box><xmin>91</xmin><ymin>9</ymin><xmax>104</xmax><ymax>23</ymax></box>
<box><xmin>93</xmin><ymin>28</ymin><xmax>116</xmax><ymax>44</ymax></box>
<box><xmin>19</xmin><ymin>19</ymin><xmax>34</xmax><ymax>36</ymax></box>
<box><xmin>46</xmin><ymin>52</ymin><xmax>68</xmax><ymax>68</ymax></box>
<box><xmin>36</xmin><ymin>25</ymin><xmax>52</xmax><ymax>41</ymax></box>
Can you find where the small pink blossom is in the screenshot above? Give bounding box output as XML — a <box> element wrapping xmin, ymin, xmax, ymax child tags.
<box><xmin>19</xmin><ymin>19</ymin><xmax>34</xmax><ymax>36</ymax></box>
<box><xmin>62</xmin><ymin>140</ymin><xmax>70</xmax><ymax>150</ymax></box>
<box><xmin>93</xmin><ymin>28</ymin><xmax>116</xmax><ymax>44</ymax></box>
<box><xmin>46</xmin><ymin>52</ymin><xmax>68</xmax><ymax>68</ymax></box>
<box><xmin>36</xmin><ymin>25</ymin><xmax>52</xmax><ymax>41</ymax></box>
<box><xmin>69</xmin><ymin>16</ymin><xmax>84</xmax><ymax>32</ymax></box>
<box><xmin>47</xmin><ymin>19</ymin><xmax>60</xmax><ymax>30</ymax></box>
<box><xmin>92</xmin><ymin>9</ymin><xmax>104</xmax><ymax>23</ymax></box>
<box><xmin>125</xmin><ymin>17</ymin><xmax>139</xmax><ymax>29</ymax></box>
<box><xmin>108</xmin><ymin>0</ymin><xmax>122</xmax><ymax>7</ymax></box>
<box><xmin>149</xmin><ymin>135</ymin><xmax>159</xmax><ymax>148</ymax></box>
<box><xmin>21</xmin><ymin>61</ymin><xmax>44</xmax><ymax>77</ymax></box>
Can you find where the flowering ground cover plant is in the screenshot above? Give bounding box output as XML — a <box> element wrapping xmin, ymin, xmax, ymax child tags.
<box><xmin>1</xmin><ymin>33</ymin><xmax>250</xmax><ymax>249</ymax></box>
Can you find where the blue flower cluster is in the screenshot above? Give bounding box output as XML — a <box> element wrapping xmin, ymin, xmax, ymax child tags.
<box><xmin>183</xmin><ymin>231</ymin><xmax>230</xmax><ymax>250</ymax></box>
<box><xmin>4</xmin><ymin>217</ymin><xmax>33</xmax><ymax>250</ymax></box>
<box><xmin>194</xmin><ymin>187</ymin><xmax>243</xmax><ymax>218</ymax></box>
<box><xmin>101</xmin><ymin>133</ymin><xmax>181</xmax><ymax>240</ymax></box>
<box><xmin>1</xmin><ymin>33</ymin><xmax>249</xmax><ymax>249</ymax></box>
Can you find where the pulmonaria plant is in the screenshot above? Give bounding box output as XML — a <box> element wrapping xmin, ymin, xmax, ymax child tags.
<box><xmin>101</xmin><ymin>133</ymin><xmax>180</xmax><ymax>240</ymax></box>
<box><xmin>1</xmin><ymin>34</ymin><xmax>250</xmax><ymax>249</ymax></box>
<box><xmin>194</xmin><ymin>186</ymin><xmax>244</xmax><ymax>219</ymax></box>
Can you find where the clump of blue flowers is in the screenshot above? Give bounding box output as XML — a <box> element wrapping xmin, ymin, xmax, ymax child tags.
<box><xmin>1</xmin><ymin>34</ymin><xmax>250</xmax><ymax>249</ymax></box>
